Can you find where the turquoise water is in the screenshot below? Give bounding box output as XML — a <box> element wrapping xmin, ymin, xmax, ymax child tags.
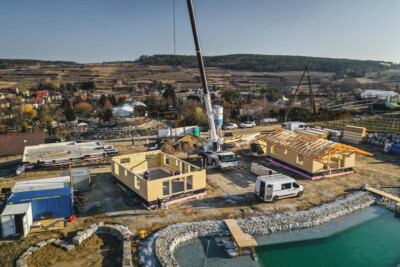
<box><xmin>174</xmin><ymin>207</ymin><xmax>400</xmax><ymax>267</ymax></box>
<box><xmin>256</xmin><ymin>211</ymin><xmax>400</xmax><ymax>267</ymax></box>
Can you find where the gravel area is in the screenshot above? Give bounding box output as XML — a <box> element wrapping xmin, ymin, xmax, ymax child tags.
<box><xmin>139</xmin><ymin>191</ymin><xmax>376</xmax><ymax>267</ymax></box>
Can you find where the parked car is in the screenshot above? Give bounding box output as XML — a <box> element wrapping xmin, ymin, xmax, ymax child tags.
<box><xmin>239</xmin><ymin>121</ymin><xmax>256</xmax><ymax>128</ymax></box>
<box><xmin>254</xmin><ymin>174</ymin><xmax>303</xmax><ymax>203</ymax></box>
<box><xmin>222</xmin><ymin>123</ymin><xmax>238</xmax><ymax>130</ymax></box>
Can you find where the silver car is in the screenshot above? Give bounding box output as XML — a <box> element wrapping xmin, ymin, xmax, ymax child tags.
<box><xmin>222</xmin><ymin>123</ymin><xmax>238</xmax><ymax>130</ymax></box>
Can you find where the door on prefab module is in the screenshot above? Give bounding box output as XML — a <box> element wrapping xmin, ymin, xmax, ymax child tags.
<box><xmin>259</xmin><ymin>180</ymin><xmax>266</xmax><ymax>199</ymax></box>
<box><xmin>1</xmin><ymin>215</ymin><xmax>15</xmax><ymax>237</ymax></box>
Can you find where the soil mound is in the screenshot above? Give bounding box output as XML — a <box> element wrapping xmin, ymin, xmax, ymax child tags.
<box><xmin>158</xmin><ymin>135</ymin><xmax>207</xmax><ymax>154</ymax></box>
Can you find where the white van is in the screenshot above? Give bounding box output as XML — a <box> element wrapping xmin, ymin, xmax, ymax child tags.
<box><xmin>254</xmin><ymin>174</ymin><xmax>304</xmax><ymax>203</ymax></box>
<box><xmin>281</xmin><ymin>122</ymin><xmax>309</xmax><ymax>131</ymax></box>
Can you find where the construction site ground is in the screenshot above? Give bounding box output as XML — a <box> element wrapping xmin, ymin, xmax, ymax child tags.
<box><xmin>1</xmin><ymin>125</ymin><xmax>400</xmax><ymax>266</ymax></box>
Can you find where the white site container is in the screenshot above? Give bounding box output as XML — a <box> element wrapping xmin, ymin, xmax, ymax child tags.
<box><xmin>12</xmin><ymin>176</ymin><xmax>71</xmax><ymax>193</ymax></box>
<box><xmin>71</xmin><ymin>167</ymin><xmax>91</xmax><ymax>192</ymax></box>
<box><xmin>1</xmin><ymin>203</ymin><xmax>33</xmax><ymax>237</ymax></box>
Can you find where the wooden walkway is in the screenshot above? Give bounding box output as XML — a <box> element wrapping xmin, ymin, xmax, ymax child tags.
<box><xmin>365</xmin><ymin>186</ymin><xmax>400</xmax><ymax>214</ymax></box>
<box><xmin>224</xmin><ymin>219</ymin><xmax>258</xmax><ymax>256</ymax></box>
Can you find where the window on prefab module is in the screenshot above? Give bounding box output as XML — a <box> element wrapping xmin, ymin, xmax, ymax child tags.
<box><xmin>297</xmin><ymin>154</ymin><xmax>304</xmax><ymax>165</ymax></box>
<box><xmin>271</xmin><ymin>145</ymin><xmax>277</xmax><ymax>154</ymax></box>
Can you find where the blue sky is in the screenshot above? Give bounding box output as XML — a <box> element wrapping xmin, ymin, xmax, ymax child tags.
<box><xmin>1</xmin><ymin>0</ymin><xmax>399</xmax><ymax>63</ymax></box>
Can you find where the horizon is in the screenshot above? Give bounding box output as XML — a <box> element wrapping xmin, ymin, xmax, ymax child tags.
<box><xmin>0</xmin><ymin>53</ymin><xmax>396</xmax><ymax>65</ymax></box>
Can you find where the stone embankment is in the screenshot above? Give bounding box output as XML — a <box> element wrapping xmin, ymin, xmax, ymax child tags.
<box><xmin>139</xmin><ymin>191</ymin><xmax>375</xmax><ymax>267</ymax></box>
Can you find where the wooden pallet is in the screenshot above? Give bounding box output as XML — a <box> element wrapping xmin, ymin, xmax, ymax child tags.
<box><xmin>30</xmin><ymin>218</ymin><xmax>65</xmax><ymax>233</ymax></box>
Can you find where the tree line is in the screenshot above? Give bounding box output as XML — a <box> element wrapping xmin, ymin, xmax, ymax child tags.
<box><xmin>0</xmin><ymin>59</ymin><xmax>76</xmax><ymax>69</ymax></box>
<box><xmin>138</xmin><ymin>54</ymin><xmax>391</xmax><ymax>76</ymax></box>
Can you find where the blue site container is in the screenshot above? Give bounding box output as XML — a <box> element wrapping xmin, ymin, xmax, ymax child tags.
<box><xmin>7</xmin><ymin>187</ymin><xmax>74</xmax><ymax>221</ymax></box>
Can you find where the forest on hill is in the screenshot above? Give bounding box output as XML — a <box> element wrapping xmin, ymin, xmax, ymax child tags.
<box><xmin>138</xmin><ymin>54</ymin><xmax>390</xmax><ymax>76</ymax></box>
<box><xmin>0</xmin><ymin>59</ymin><xmax>76</xmax><ymax>69</ymax></box>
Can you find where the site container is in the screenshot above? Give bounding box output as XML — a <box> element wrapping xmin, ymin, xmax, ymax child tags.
<box><xmin>7</xmin><ymin>187</ymin><xmax>74</xmax><ymax>221</ymax></box>
<box><xmin>12</xmin><ymin>176</ymin><xmax>71</xmax><ymax>193</ymax></box>
<box><xmin>71</xmin><ymin>168</ymin><xmax>90</xmax><ymax>192</ymax></box>
<box><xmin>1</xmin><ymin>203</ymin><xmax>33</xmax><ymax>237</ymax></box>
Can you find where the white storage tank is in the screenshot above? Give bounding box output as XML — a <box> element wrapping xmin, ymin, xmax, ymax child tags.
<box><xmin>1</xmin><ymin>203</ymin><xmax>33</xmax><ymax>237</ymax></box>
<box><xmin>212</xmin><ymin>106</ymin><xmax>223</xmax><ymax>126</ymax></box>
<box><xmin>12</xmin><ymin>176</ymin><xmax>71</xmax><ymax>193</ymax></box>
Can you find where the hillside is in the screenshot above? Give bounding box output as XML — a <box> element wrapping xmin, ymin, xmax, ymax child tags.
<box><xmin>138</xmin><ymin>54</ymin><xmax>390</xmax><ymax>76</ymax></box>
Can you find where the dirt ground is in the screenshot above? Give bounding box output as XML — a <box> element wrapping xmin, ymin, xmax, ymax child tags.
<box><xmin>1</xmin><ymin>125</ymin><xmax>400</xmax><ymax>266</ymax></box>
<box><xmin>27</xmin><ymin>234</ymin><xmax>122</xmax><ymax>267</ymax></box>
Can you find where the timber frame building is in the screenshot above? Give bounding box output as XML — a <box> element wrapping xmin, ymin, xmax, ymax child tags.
<box><xmin>111</xmin><ymin>150</ymin><xmax>206</xmax><ymax>205</ymax></box>
<box><xmin>257</xmin><ymin>129</ymin><xmax>373</xmax><ymax>179</ymax></box>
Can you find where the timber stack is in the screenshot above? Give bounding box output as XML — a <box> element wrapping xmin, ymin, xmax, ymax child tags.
<box><xmin>341</xmin><ymin>125</ymin><xmax>367</xmax><ymax>144</ymax></box>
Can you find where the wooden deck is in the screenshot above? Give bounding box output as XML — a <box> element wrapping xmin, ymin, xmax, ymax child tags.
<box><xmin>365</xmin><ymin>186</ymin><xmax>400</xmax><ymax>213</ymax></box>
<box><xmin>224</xmin><ymin>219</ymin><xmax>258</xmax><ymax>255</ymax></box>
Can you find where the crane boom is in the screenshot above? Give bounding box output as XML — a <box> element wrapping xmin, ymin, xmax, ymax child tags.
<box><xmin>186</xmin><ymin>0</ymin><xmax>219</xmax><ymax>149</ymax></box>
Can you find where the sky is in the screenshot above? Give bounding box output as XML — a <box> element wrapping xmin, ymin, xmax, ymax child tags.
<box><xmin>1</xmin><ymin>0</ymin><xmax>399</xmax><ymax>63</ymax></box>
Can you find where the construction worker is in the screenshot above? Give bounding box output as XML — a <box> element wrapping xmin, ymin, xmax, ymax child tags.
<box><xmin>157</xmin><ymin>197</ymin><xmax>162</xmax><ymax>215</ymax></box>
<box><xmin>132</xmin><ymin>136</ymin><xmax>135</xmax><ymax>146</ymax></box>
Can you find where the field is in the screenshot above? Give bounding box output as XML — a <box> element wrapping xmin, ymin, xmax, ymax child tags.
<box><xmin>1</xmin><ymin>61</ymin><xmax>397</xmax><ymax>91</ymax></box>
<box><xmin>0</xmin><ymin>125</ymin><xmax>399</xmax><ymax>266</ymax></box>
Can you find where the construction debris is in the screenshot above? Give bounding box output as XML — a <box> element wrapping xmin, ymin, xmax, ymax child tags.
<box><xmin>250</xmin><ymin>162</ymin><xmax>273</xmax><ymax>176</ymax></box>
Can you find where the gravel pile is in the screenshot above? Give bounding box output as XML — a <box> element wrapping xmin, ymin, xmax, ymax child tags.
<box><xmin>139</xmin><ymin>191</ymin><xmax>375</xmax><ymax>267</ymax></box>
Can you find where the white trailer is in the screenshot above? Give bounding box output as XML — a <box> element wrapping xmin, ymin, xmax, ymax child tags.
<box><xmin>1</xmin><ymin>203</ymin><xmax>33</xmax><ymax>238</ymax></box>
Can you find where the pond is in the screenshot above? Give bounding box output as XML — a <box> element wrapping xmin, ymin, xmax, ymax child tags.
<box><xmin>174</xmin><ymin>206</ymin><xmax>400</xmax><ymax>267</ymax></box>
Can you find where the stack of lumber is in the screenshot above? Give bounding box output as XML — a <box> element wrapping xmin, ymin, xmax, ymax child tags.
<box><xmin>322</xmin><ymin>128</ymin><xmax>341</xmax><ymax>137</ymax></box>
<box><xmin>294</xmin><ymin>128</ymin><xmax>329</xmax><ymax>139</ymax></box>
<box><xmin>341</xmin><ymin>125</ymin><xmax>366</xmax><ymax>144</ymax></box>
<box><xmin>225</xmin><ymin>133</ymin><xmax>260</xmax><ymax>147</ymax></box>
<box><xmin>251</xmin><ymin>162</ymin><xmax>273</xmax><ymax>176</ymax></box>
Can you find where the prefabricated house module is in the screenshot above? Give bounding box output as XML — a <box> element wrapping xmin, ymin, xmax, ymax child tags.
<box><xmin>1</xmin><ymin>203</ymin><xmax>33</xmax><ymax>238</ymax></box>
<box><xmin>257</xmin><ymin>129</ymin><xmax>373</xmax><ymax>179</ymax></box>
<box><xmin>111</xmin><ymin>150</ymin><xmax>206</xmax><ymax>205</ymax></box>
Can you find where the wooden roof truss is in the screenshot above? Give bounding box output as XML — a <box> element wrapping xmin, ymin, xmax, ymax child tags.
<box><xmin>258</xmin><ymin>129</ymin><xmax>373</xmax><ymax>162</ymax></box>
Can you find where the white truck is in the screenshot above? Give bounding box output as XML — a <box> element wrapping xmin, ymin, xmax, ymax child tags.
<box><xmin>254</xmin><ymin>174</ymin><xmax>304</xmax><ymax>203</ymax></box>
<box><xmin>281</xmin><ymin>121</ymin><xmax>309</xmax><ymax>131</ymax></box>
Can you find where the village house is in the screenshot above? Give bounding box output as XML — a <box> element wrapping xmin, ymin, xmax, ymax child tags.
<box><xmin>239</xmin><ymin>104</ymin><xmax>263</xmax><ymax>117</ymax></box>
<box><xmin>93</xmin><ymin>91</ymin><xmax>108</xmax><ymax>99</ymax></box>
<box><xmin>51</xmin><ymin>92</ymin><xmax>63</xmax><ymax>102</ymax></box>
<box><xmin>257</xmin><ymin>129</ymin><xmax>373</xmax><ymax>180</ymax></box>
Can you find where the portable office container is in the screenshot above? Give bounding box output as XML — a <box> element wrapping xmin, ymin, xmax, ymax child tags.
<box><xmin>1</xmin><ymin>203</ymin><xmax>33</xmax><ymax>237</ymax></box>
<box><xmin>7</xmin><ymin>187</ymin><xmax>74</xmax><ymax>221</ymax></box>
<box><xmin>12</xmin><ymin>176</ymin><xmax>71</xmax><ymax>193</ymax></box>
<box><xmin>71</xmin><ymin>168</ymin><xmax>90</xmax><ymax>192</ymax></box>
